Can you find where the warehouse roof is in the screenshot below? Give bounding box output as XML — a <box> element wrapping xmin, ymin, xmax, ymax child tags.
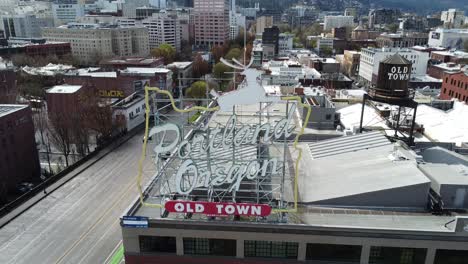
<box><xmin>296</xmin><ymin>132</ymin><xmax>430</xmax><ymax>205</ymax></box>
<box><xmin>47</xmin><ymin>85</ymin><xmax>82</xmax><ymax>94</ymax></box>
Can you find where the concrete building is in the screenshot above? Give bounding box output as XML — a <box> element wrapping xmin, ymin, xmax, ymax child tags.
<box><xmin>100</xmin><ymin>57</ymin><xmax>164</xmax><ymax>70</ymax></box>
<box><xmin>142</xmin><ymin>12</ymin><xmax>182</xmax><ymax>51</ymax></box>
<box><xmin>229</xmin><ymin>12</ymin><xmax>245</xmax><ymax>40</ymax></box>
<box><xmin>122</xmin><ymin>0</ymin><xmax>150</xmax><ymax>18</ymax></box>
<box><xmin>255</xmin><ymin>16</ymin><xmax>273</xmax><ymax>35</ymax></box>
<box><xmin>439</xmin><ymin>68</ymin><xmax>468</xmax><ymax>103</ymax></box>
<box><xmin>167</xmin><ymin>61</ymin><xmax>193</xmax><ymax>87</ymax></box>
<box><xmin>0</xmin><ymin>14</ymin><xmax>54</xmax><ymax>39</ymax></box>
<box><xmin>344</xmin><ymin>7</ymin><xmax>357</xmax><ymax>21</ymax></box>
<box><xmin>323</xmin><ymin>16</ymin><xmax>354</xmax><ymax>31</ymax></box>
<box><xmin>368</xmin><ymin>8</ymin><xmax>401</xmax><ymax>29</ymax></box>
<box><xmin>194</xmin><ymin>0</ymin><xmax>229</xmax><ymax>47</ymax></box>
<box><xmin>340</xmin><ymin>50</ymin><xmax>360</xmax><ymax>77</ymax></box>
<box><xmin>428</xmin><ymin>28</ymin><xmax>468</xmax><ymax>50</ymax></box>
<box><xmin>112</xmin><ymin>92</ymin><xmax>146</xmax><ymax>132</ymax></box>
<box><xmin>42</xmin><ymin>24</ymin><xmax>150</xmax><ymax>64</ymax></box>
<box><xmin>303</xmin><ymin>87</ymin><xmax>340</xmax><ymax>129</ymax></box>
<box><xmin>262</xmin><ymin>26</ymin><xmax>279</xmax><ymax>55</ymax></box>
<box><xmin>52</xmin><ymin>3</ymin><xmax>85</xmax><ymax>26</ymax></box>
<box><xmin>358</xmin><ymin>47</ymin><xmax>430</xmax><ymax>86</ymax></box>
<box><xmin>440</xmin><ymin>9</ymin><xmax>465</xmax><ymax>29</ymax></box>
<box><xmin>278</xmin><ymin>33</ymin><xmax>293</xmax><ymax>55</ymax></box>
<box><xmin>0</xmin><ymin>105</ymin><xmax>40</xmax><ymax>204</ymax></box>
<box><xmin>376</xmin><ymin>32</ymin><xmax>428</xmax><ymax>48</ymax></box>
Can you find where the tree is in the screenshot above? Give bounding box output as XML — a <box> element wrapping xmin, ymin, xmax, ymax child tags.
<box><xmin>49</xmin><ymin>112</ymin><xmax>73</xmax><ymax>167</ymax></box>
<box><xmin>33</xmin><ymin>107</ymin><xmax>53</xmax><ymax>174</ymax></box>
<box><xmin>211</xmin><ymin>44</ymin><xmax>227</xmax><ymax>63</ymax></box>
<box><xmin>388</xmin><ymin>23</ymin><xmax>399</xmax><ymax>33</ymax></box>
<box><xmin>320</xmin><ymin>47</ymin><xmax>333</xmax><ymax>57</ymax></box>
<box><xmin>225</xmin><ymin>48</ymin><xmax>242</xmax><ymax>60</ymax></box>
<box><xmin>192</xmin><ymin>54</ymin><xmax>210</xmax><ymax>78</ymax></box>
<box><xmin>151</xmin><ymin>44</ymin><xmax>176</xmax><ymax>64</ymax></box>
<box><xmin>213</xmin><ymin>62</ymin><xmax>232</xmax><ymax>80</ymax></box>
<box><xmin>464</xmin><ymin>40</ymin><xmax>468</xmax><ymax>52</ymax></box>
<box><xmin>175</xmin><ymin>40</ymin><xmax>193</xmax><ymax>61</ymax></box>
<box><xmin>186</xmin><ymin>81</ymin><xmax>208</xmax><ymax>99</ymax></box>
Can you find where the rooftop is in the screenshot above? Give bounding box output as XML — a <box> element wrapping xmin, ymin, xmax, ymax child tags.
<box><xmin>0</xmin><ymin>104</ymin><xmax>28</xmax><ymax>118</ymax></box>
<box><xmin>121</xmin><ymin>67</ymin><xmax>171</xmax><ymax>75</ymax></box>
<box><xmin>166</xmin><ymin>61</ymin><xmax>193</xmax><ymax>69</ymax></box>
<box><xmin>47</xmin><ymin>85</ymin><xmax>82</xmax><ymax>94</ymax></box>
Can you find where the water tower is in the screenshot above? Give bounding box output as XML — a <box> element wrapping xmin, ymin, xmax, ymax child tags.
<box><xmin>359</xmin><ymin>53</ymin><xmax>419</xmax><ymax>145</ymax></box>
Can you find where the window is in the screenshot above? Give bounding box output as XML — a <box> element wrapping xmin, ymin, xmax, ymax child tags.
<box><xmin>435</xmin><ymin>249</ymin><xmax>468</xmax><ymax>264</ymax></box>
<box><xmin>244</xmin><ymin>240</ymin><xmax>298</xmax><ymax>259</ymax></box>
<box><xmin>306</xmin><ymin>243</ymin><xmax>361</xmax><ymax>263</ymax></box>
<box><xmin>139</xmin><ymin>236</ymin><xmax>176</xmax><ymax>253</ymax></box>
<box><xmin>325</xmin><ymin>114</ymin><xmax>332</xmax><ymax>120</ymax></box>
<box><xmin>369</xmin><ymin>246</ymin><xmax>426</xmax><ymax>264</ymax></box>
<box><xmin>183</xmin><ymin>238</ymin><xmax>236</xmax><ymax>256</ymax></box>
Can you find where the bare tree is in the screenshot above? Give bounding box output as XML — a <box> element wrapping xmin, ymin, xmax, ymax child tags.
<box><xmin>49</xmin><ymin>112</ymin><xmax>73</xmax><ymax>167</ymax></box>
<box><xmin>32</xmin><ymin>106</ymin><xmax>53</xmax><ymax>174</ymax></box>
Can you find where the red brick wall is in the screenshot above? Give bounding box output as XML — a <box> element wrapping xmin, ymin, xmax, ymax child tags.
<box><xmin>440</xmin><ymin>71</ymin><xmax>468</xmax><ymax>103</ymax></box>
<box><xmin>427</xmin><ymin>65</ymin><xmax>446</xmax><ymax>79</ymax></box>
<box><xmin>0</xmin><ymin>69</ymin><xmax>17</xmax><ymax>104</ymax></box>
<box><xmin>0</xmin><ymin>106</ymin><xmax>40</xmax><ymax>202</ymax></box>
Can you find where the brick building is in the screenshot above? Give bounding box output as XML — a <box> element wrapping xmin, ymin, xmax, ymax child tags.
<box><xmin>0</xmin><ymin>64</ymin><xmax>17</xmax><ymax>104</ymax></box>
<box><xmin>0</xmin><ymin>42</ymin><xmax>71</xmax><ymax>59</ymax></box>
<box><xmin>0</xmin><ymin>105</ymin><xmax>40</xmax><ymax>203</ymax></box>
<box><xmin>430</xmin><ymin>51</ymin><xmax>468</xmax><ymax>65</ymax></box>
<box><xmin>427</xmin><ymin>63</ymin><xmax>462</xmax><ymax>79</ymax></box>
<box><xmin>46</xmin><ymin>84</ymin><xmax>85</xmax><ymax>116</ymax></box>
<box><xmin>440</xmin><ymin>70</ymin><xmax>468</xmax><ymax>103</ymax></box>
<box><xmin>63</xmin><ymin>68</ymin><xmax>173</xmax><ymax>99</ymax></box>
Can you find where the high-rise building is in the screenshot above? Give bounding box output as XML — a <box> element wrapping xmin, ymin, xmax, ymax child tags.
<box><xmin>368</xmin><ymin>9</ymin><xmax>401</xmax><ymax>29</ymax></box>
<box><xmin>42</xmin><ymin>24</ymin><xmax>150</xmax><ymax>64</ymax></box>
<box><xmin>122</xmin><ymin>0</ymin><xmax>150</xmax><ymax>18</ymax></box>
<box><xmin>262</xmin><ymin>26</ymin><xmax>279</xmax><ymax>55</ymax></box>
<box><xmin>0</xmin><ymin>14</ymin><xmax>54</xmax><ymax>39</ymax></box>
<box><xmin>256</xmin><ymin>16</ymin><xmax>273</xmax><ymax>35</ymax></box>
<box><xmin>344</xmin><ymin>7</ymin><xmax>357</xmax><ymax>20</ymax></box>
<box><xmin>52</xmin><ymin>3</ymin><xmax>85</xmax><ymax>26</ymax></box>
<box><xmin>194</xmin><ymin>0</ymin><xmax>229</xmax><ymax>47</ymax></box>
<box><xmin>441</xmin><ymin>9</ymin><xmax>465</xmax><ymax>29</ymax></box>
<box><xmin>323</xmin><ymin>16</ymin><xmax>354</xmax><ymax>31</ymax></box>
<box><xmin>142</xmin><ymin>12</ymin><xmax>182</xmax><ymax>51</ymax></box>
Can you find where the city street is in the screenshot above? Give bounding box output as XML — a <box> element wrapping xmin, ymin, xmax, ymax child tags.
<box><xmin>0</xmin><ymin>128</ymin><xmax>154</xmax><ymax>264</ymax></box>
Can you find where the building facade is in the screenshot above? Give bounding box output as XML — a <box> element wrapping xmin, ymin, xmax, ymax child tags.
<box><xmin>323</xmin><ymin>16</ymin><xmax>354</xmax><ymax>31</ymax></box>
<box><xmin>142</xmin><ymin>12</ymin><xmax>182</xmax><ymax>51</ymax></box>
<box><xmin>368</xmin><ymin>9</ymin><xmax>401</xmax><ymax>29</ymax></box>
<box><xmin>428</xmin><ymin>28</ymin><xmax>468</xmax><ymax>50</ymax></box>
<box><xmin>439</xmin><ymin>70</ymin><xmax>468</xmax><ymax>103</ymax></box>
<box><xmin>0</xmin><ymin>14</ymin><xmax>54</xmax><ymax>39</ymax></box>
<box><xmin>52</xmin><ymin>3</ymin><xmax>85</xmax><ymax>26</ymax></box>
<box><xmin>376</xmin><ymin>33</ymin><xmax>428</xmax><ymax>48</ymax></box>
<box><xmin>262</xmin><ymin>26</ymin><xmax>279</xmax><ymax>55</ymax></box>
<box><xmin>440</xmin><ymin>9</ymin><xmax>465</xmax><ymax>29</ymax></box>
<box><xmin>42</xmin><ymin>24</ymin><xmax>149</xmax><ymax>64</ymax></box>
<box><xmin>0</xmin><ymin>63</ymin><xmax>16</xmax><ymax>104</ymax></box>
<box><xmin>358</xmin><ymin>48</ymin><xmax>429</xmax><ymax>86</ymax></box>
<box><xmin>0</xmin><ymin>105</ymin><xmax>40</xmax><ymax>204</ymax></box>
<box><xmin>193</xmin><ymin>0</ymin><xmax>230</xmax><ymax>47</ymax></box>
<box><xmin>255</xmin><ymin>16</ymin><xmax>273</xmax><ymax>35</ymax></box>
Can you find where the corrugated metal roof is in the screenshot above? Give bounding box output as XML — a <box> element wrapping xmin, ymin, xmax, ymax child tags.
<box><xmin>308</xmin><ymin>131</ymin><xmax>391</xmax><ymax>159</ymax></box>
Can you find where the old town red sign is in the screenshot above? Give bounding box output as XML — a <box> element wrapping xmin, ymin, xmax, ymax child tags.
<box><xmin>164</xmin><ymin>201</ymin><xmax>272</xmax><ymax>217</ymax></box>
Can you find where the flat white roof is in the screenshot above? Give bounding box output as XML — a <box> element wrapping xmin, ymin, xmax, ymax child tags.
<box><xmin>47</xmin><ymin>85</ymin><xmax>82</xmax><ymax>94</ymax></box>
<box><xmin>124</xmin><ymin>67</ymin><xmax>171</xmax><ymax>74</ymax></box>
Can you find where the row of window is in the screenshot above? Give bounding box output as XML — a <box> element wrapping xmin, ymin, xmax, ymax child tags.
<box><xmin>138</xmin><ymin>236</ymin><xmax>468</xmax><ymax>263</ymax></box>
<box><xmin>445</xmin><ymin>77</ymin><xmax>468</xmax><ymax>90</ymax></box>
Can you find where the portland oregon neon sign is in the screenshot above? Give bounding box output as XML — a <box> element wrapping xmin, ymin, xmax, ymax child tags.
<box><xmin>136</xmin><ymin>59</ymin><xmax>311</xmax><ymax>217</ymax></box>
